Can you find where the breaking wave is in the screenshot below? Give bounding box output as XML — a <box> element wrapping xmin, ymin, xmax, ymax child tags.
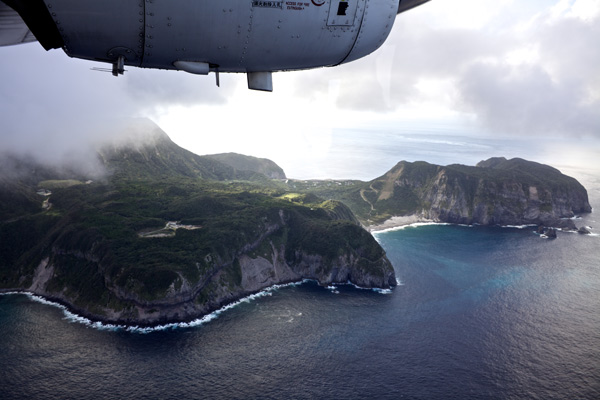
<box><xmin>373</xmin><ymin>222</ymin><xmax>450</xmax><ymax>235</ymax></box>
<box><xmin>0</xmin><ymin>278</ymin><xmax>393</xmax><ymax>333</ymax></box>
<box><xmin>501</xmin><ymin>224</ymin><xmax>537</xmax><ymax>229</ymax></box>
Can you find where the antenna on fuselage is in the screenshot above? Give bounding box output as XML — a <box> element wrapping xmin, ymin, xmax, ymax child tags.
<box><xmin>90</xmin><ymin>55</ymin><xmax>126</xmax><ymax>76</ymax></box>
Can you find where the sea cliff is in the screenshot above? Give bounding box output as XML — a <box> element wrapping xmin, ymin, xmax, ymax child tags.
<box><xmin>1</xmin><ymin>122</ymin><xmax>592</xmax><ymax>326</ymax></box>
<box><xmin>0</xmin><ymin>123</ymin><xmax>394</xmax><ymax>326</ymax></box>
<box><xmin>292</xmin><ymin>157</ymin><xmax>591</xmax><ymax>230</ymax></box>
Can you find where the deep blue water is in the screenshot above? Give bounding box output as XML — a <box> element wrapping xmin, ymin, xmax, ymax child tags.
<box><xmin>2</xmin><ymin>129</ymin><xmax>599</xmax><ymax>399</ymax></box>
<box><xmin>1</xmin><ymin>221</ymin><xmax>599</xmax><ymax>399</ymax></box>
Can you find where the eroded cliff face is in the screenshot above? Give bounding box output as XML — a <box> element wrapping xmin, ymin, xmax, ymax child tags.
<box><xmin>419</xmin><ymin>170</ymin><xmax>590</xmax><ymax>225</ymax></box>
<box><xmin>367</xmin><ymin>158</ymin><xmax>591</xmax><ymax>227</ymax></box>
<box><xmin>1</xmin><ymin>126</ymin><xmax>397</xmax><ymax>327</ymax></box>
<box><xmin>19</xmin><ymin>207</ymin><xmax>395</xmax><ymax>326</ymax></box>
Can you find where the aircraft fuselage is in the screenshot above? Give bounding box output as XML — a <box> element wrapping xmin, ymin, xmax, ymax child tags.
<box><xmin>2</xmin><ymin>0</ymin><xmax>431</xmax><ymax>90</ymax></box>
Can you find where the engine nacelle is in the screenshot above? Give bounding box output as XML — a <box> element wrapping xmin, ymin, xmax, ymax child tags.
<box><xmin>2</xmin><ymin>0</ymin><xmax>430</xmax><ymax>90</ymax></box>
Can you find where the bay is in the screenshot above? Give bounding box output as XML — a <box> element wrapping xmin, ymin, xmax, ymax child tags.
<box><xmin>2</xmin><ymin>221</ymin><xmax>599</xmax><ymax>399</ymax></box>
<box><xmin>1</xmin><ymin>128</ymin><xmax>599</xmax><ymax>399</ymax></box>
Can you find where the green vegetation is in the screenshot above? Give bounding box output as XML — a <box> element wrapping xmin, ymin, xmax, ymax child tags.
<box><xmin>284</xmin><ymin>158</ymin><xmax>590</xmax><ymax>225</ymax></box>
<box><xmin>204</xmin><ymin>153</ymin><xmax>286</xmax><ymax>179</ymax></box>
<box><xmin>0</xmin><ymin>129</ymin><xmax>382</xmax><ymax>316</ymax></box>
<box><xmin>0</xmin><ymin>124</ymin><xmax>588</xmax><ymax>324</ymax></box>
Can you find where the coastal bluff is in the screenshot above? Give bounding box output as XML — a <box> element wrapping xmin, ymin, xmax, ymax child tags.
<box><xmin>1</xmin><ymin>121</ymin><xmax>591</xmax><ymax>326</ymax></box>
<box><xmin>292</xmin><ymin>157</ymin><xmax>592</xmax><ymax>230</ymax></box>
<box><xmin>0</xmin><ymin>123</ymin><xmax>394</xmax><ymax>327</ymax></box>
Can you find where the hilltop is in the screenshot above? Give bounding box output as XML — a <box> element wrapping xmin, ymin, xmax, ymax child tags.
<box><xmin>0</xmin><ymin>122</ymin><xmax>394</xmax><ymax>326</ymax></box>
<box><xmin>290</xmin><ymin>158</ymin><xmax>591</xmax><ymax>230</ymax></box>
<box><xmin>204</xmin><ymin>153</ymin><xmax>286</xmax><ymax>180</ymax></box>
<box><xmin>1</xmin><ymin>121</ymin><xmax>592</xmax><ymax>326</ymax></box>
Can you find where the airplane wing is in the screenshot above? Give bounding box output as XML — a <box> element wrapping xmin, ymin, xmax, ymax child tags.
<box><xmin>0</xmin><ymin>2</ymin><xmax>36</xmax><ymax>46</ymax></box>
<box><xmin>398</xmin><ymin>0</ymin><xmax>431</xmax><ymax>14</ymax></box>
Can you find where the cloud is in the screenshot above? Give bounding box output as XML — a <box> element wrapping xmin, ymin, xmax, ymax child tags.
<box><xmin>124</xmin><ymin>67</ymin><xmax>232</xmax><ymax>112</ymax></box>
<box><xmin>292</xmin><ymin>0</ymin><xmax>600</xmax><ymax>138</ymax></box>
<box><xmin>2</xmin><ymin>0</ymin><xmax>598</xmax><ymax>174</ymax></box>
<box><xmin>457</xmin><ymin>62</ymin><xmax>599</xmax><ymax>135</ymax></box>
<box><xmin>457</xmin><ymin>2</ymin><xmax>600</xmax><ymax>136</ymax></box>
<box><xmin>0</xmin><ymin>42</ymin><xmax>237</xmax><ymax>166</ymax></box>
<box><xmin>422</xmin><ymin>0</ymin><xmax>599</xmax><ymax>138</ymax></box>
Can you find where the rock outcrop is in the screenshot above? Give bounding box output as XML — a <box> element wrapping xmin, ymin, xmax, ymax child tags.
<box><xmin>11</xmin><ymin>206</ymin><xmax>394</xmax><ymax>326</ymax></box>
<box><xmin>354</xmin><ymin>157</ymin><xmax>591</xmax><ymax>228</ymax></box>
<box><xmin>1</xmin><ymin>120</ymin><xmax>592</xmax><ymax>327</ymax></box>
<box><xmin>204</xmin><ymin>153</ymin><xmax>286</xmax><ymax>180</ymax></box>
<box><xmin>578</xmin><ymin>226</ymin><xmax>592</xmax><ymax>235</ymax></box>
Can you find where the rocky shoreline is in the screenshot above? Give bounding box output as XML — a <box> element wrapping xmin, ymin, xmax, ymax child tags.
<box><xmin>1</xmin><ymin>276</ymin><xmax>392</xmax><ymax>330</ymax></box>
<box><xmin>5</xmin><ymin>207</ymin><xmax>593</xmax><ymax>330</ymax></box>
<box><xmin>368</xmin><ymin>213</ymin><xmax>593</xmax><ymax>235</ymax></box>
<box><xmin>2</xmin><ymin>228</ymin><xmax>397</xmax><ymax>328</ymax></box>
<box><xmin>1</xmin><ymin>128</ymin><xmax>593</xmax><ymax>329</ymax></box>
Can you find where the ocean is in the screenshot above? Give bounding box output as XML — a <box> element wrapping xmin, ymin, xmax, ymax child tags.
<box><xmin>1</xmin><ymin>127</ymin><xmax>599</xmax><ymax>399</ymax></box>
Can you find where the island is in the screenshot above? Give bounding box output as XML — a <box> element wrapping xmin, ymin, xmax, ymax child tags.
<box><xmin>0</xmin><ymin>122</ymin><xmax>395</xmax><ymax>326</ymax></box>
<box><xmin>288</xmin><ymin>157</ymin><xmax>591</xmax><ymax>231</ymax></box>
<box><xmin>0</xmin><ymin>121</ymin><xmax>591</xmax><ymax>326</ymax></box>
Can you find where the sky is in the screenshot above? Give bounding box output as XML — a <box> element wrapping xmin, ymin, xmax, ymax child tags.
<box><xmin>1</xmin><ymin>0</ymin><xmax>599</xmax><ymax>179</ymax></box>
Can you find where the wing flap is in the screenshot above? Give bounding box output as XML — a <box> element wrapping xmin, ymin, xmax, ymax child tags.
<box><xmin>0</xmin><ymin>2</ymin><xmax>36</xmax><ymax>46</ymax></box>
<box><xmin>397</xmin><ymin>0</ymin><xmax>431</xmax><ymax>15</ymax></box>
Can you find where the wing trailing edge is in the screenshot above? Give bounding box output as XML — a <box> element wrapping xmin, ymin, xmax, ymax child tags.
<box><xmin>0</xmin><ymin>2</ymin><xmax>36</xmax><ymax>46</ymax></box>
<box><xmin>0</xmin><ymin>0</ymin><xmax>63</xmax><ymax>49</ymax></box>
<box><xmin>397</xmin><ymin>0</ymin><xmax>431</xmax><ymax>14</ymax></box>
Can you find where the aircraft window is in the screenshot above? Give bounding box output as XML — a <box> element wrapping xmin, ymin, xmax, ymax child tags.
<box><xmin>337</xmin><ymin>1</ymin><xmax>349</xmax><ymax>16</ymax></box>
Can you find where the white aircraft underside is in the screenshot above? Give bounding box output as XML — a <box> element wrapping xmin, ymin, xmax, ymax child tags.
<box><xmin>0</xmin><ymin>0</ymin><xmax>430</xmax><ymax>90</ymax></box>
